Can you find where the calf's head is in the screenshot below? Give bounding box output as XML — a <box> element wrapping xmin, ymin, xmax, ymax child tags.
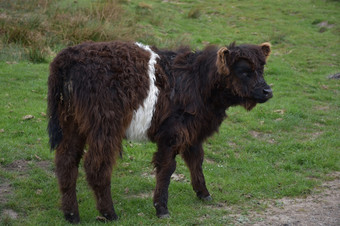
<box><xmin>216</xmin><ymin>42</ymin><xmax>273</xmax><ymax>110</ymax></box>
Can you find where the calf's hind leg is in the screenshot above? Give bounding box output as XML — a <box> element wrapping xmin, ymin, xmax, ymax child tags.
<box><xmin>55</xmin><ymin>122</ymin><xmax>85</xmax><ymax>223</ymax></box>
<box><xmin>84</xmin><ymin>140</ymin><xmax>119</xmax><ymax>221</ymax></box>
<box><xmin>182</xmin><ymin>143</ymin><xmax>211</xmax><ymax>201</ymax></box>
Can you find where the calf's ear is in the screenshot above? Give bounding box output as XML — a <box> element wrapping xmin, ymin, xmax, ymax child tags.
<box><xmin>216</xmin><ymin>47</ymin><xmax>230</xmax><ymax>75</ymax></box>
<box><xmin>260</xmin><ymin>42</ymin><xmax>271</xmax><ymax>59</ymax></box>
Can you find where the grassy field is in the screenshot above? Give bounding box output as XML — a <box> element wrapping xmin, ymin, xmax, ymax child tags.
<box><xmin>0</xmin><ymin>0</ymin><xmax>339</xmax><ymax>225</ymax></box>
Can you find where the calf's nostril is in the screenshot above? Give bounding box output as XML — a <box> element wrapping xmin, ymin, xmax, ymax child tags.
<box><xmin>263</xmin><ymin>88</ymin><xmax>272</xmax><ymax>95</ymax></box>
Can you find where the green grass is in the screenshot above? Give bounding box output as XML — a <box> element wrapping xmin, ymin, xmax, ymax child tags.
<box><xmin>0</xmin><ymin>0</ymin><xmax>339</xmax><ymax>225</ymax></box>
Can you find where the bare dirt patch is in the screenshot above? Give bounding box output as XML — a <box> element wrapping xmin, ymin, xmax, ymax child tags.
<box><xmin>314</xmin><ymin>105</ymin><xmax>330</xmax><ymax>111</ymax></box>
<box><xmin>35</xmin><ymin>160</ymin><xmax>52</xmax><ymax>172</ymax></box>
<box><xmin>127</xmin><ymin>192</ymin><xmax>153</xmax><ymax>199</ymax></box>
<box><xmin>171</xmin><ymin>173</ymin><xmax>188</xmax><ymax>182</ymax></box>
<box><xmin>228</xmin><ymin>172</ymin><xmax>340</xmax><ymax>225</ymax></box>
<box><xmin>205</xmin><ymin>158</ymin><xmax>216</xmax><ymax>164</ymax></box>
<box><xmin>0</xmin><ymin>180</ymin><xmax>12</xmax><ymax>204</ymax></box>
<box><xmin>4</xmin><ymin>159</ymin><xmax>53</xmax><ymax>174</ymax></box>
<box><xmin>0</xmin><ymin>177</ymin><xmax>17</xmax><ymax>222</ymax></box>
<box><xmin>1</xmin><ymin>209</ymin><xmax>19</xmax><ymax>220</ymax></box>
<box><xmin>141</xmin><ymin>170</ymin><xmax>155</xmax><ymax>179</ymax></box>
<box><xmin>4</xmin><ymin>159</ymin><xmax>29</xmax><ymax>172</ymax></box>
<box><xmin>249</xmin><ymin>131</ymin><xmax>276</xmax><ymax>144</ymax></box>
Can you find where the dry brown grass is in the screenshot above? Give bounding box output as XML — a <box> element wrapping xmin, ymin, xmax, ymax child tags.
<box><xmin>0</xmin><ymin>0</ymin><xmax>142</xmax><ymax>62</ymax></box>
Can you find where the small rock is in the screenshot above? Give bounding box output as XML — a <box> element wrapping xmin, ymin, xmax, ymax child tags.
<box><xmin>328</xmin><ymin>73</ymin><xmax>340</xmax><ymax>80</ymax></box>
<box><xmin>316</xmin><ymin>21</ymin><xmax>334</xmax><ymax>29</ymax></box>
<box><xmin>171</xmin><ymin>173</ymin><xmax>186</xmax><ymax>182</ymax></box>
<box><xmin>274</xmin><ymin>109</ymin><xmax>285</xmax><ymax>115</ymax></box>
<box><xmin>34</xmin><ymin>154</ymin><xmax>42</xmax><ymax>160</ymax></box>
<box><xmin>321</xmin><ymin>85</ymin><xmax>329</xmax><ymax>90</ymax></box>
<box><xmin>96</xmin><ymin>216</ymin><xmax>107</xmax><ymax>222</ymax></box>
<box><xmin>23</xmin><ymin>115</ymin><xmax>34</xmax><ymax>120</ymax></box>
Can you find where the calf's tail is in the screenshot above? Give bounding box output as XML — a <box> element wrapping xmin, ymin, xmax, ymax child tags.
<box><xmin>47</xmin><ymin>61</ymin><xmax>63</xmax><ymax>150</ymax></box>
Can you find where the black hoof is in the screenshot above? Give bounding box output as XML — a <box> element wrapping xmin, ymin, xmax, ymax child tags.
<box><xmin>200</xmin><ymin>195</ymin><xmax>212</xmax><ymax>201</ymax></box>
<box><xmin>155</xmin><ymin>204</ymin><xmax>170</xmax><ymax>219</ymax></box>
<box><xmin>64</xmin><ymin>212</ymin><xmax>80</xmax><ymax>224</ymax></box>
<box><xmin>102</xmin><ymin>212</ymin><xmax>118</xmax><ymax>221</ymax></box>
<box><xmin>158</xmin><ymin>213</ymin><xmax>170</xmax><ymax>219</ymax></box>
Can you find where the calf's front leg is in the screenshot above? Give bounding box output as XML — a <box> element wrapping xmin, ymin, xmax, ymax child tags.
<box><xmin>182</xmin><ymin>143</ymin><xmax>211</xmax><ymax>201</ymax></box>
<box><xmin>152</xmin><ymin>144</ymin><xmax>178</xmax><ymax>218</ymax></box>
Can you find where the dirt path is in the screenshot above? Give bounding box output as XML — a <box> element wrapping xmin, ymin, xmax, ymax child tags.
<box><xmin>245</xmin><ymin>172</ymin><xmax>340</xmax><ymax>226</ymax></box>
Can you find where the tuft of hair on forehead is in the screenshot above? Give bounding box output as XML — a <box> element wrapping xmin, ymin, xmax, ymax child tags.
<box><xmin>226</xmin><ymin>42</ymin><xmax>267</xmax><ymax>68</ymax></box>
<box><xmin>227</xmin><ymin>41</ymin><xmax>237</xmax><ymax>49</ymax></box>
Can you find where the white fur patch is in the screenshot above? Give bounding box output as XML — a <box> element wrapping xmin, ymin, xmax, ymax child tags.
<box><xmin>125</xmin><ymin>43</ymin><xmax>159</xmax><ymax>141</ymax></box>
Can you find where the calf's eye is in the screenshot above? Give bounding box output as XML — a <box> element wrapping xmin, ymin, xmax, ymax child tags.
<box><xmin>242</xmin><ymin>72</ymin><xmax>250</xmax><ymax>78</ymax></box>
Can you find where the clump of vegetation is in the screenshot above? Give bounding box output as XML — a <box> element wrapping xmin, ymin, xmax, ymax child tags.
<box><xmin>188</xmin><ymin>8</ymin><xmax>201</xmax><ymax>19</ymax></box>
<box><xmin>0</xmin><ymin>0</ymin><xmax>142</xmax><ymax>63</ymax></box>
<box><xmin>138</xmin><ymin>2</ymin><xmax>153</xmax><ymax>10</ymax></box>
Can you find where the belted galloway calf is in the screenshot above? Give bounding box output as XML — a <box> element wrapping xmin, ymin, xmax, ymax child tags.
<box><xmin>48</xmin><ymin>41</ymin><xmax>273</xmax><ymax>223</ymax></box>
